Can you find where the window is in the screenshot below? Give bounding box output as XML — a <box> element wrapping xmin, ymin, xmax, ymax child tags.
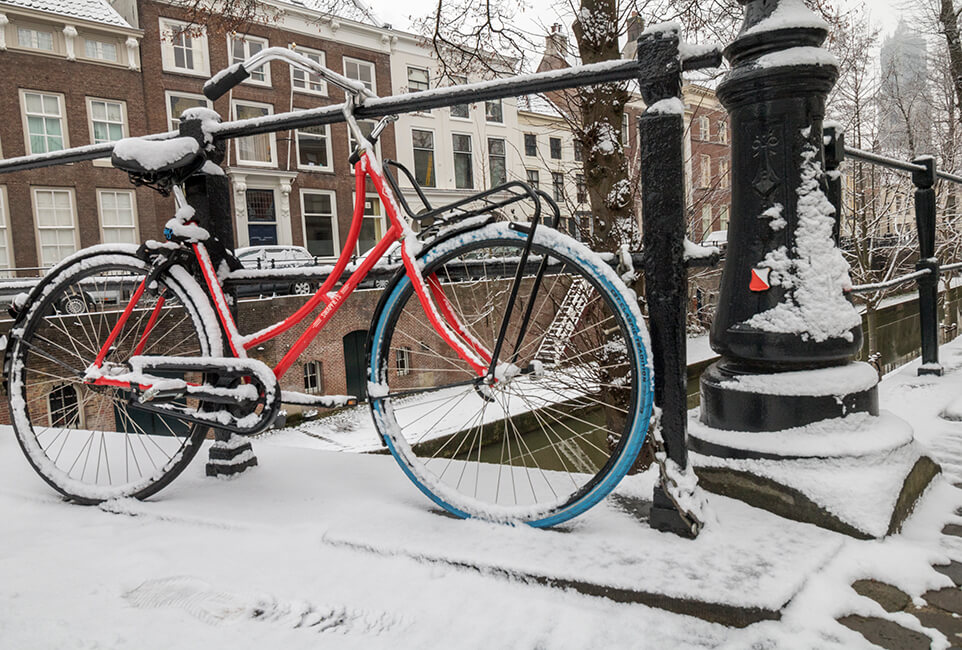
<box><xmin>33</xmin><ymin>188</ymin><xmax>77</xmax><ymax>266</ymax></box>
<box><xmin>296</xmin><ymin>124</ymin><xmax>332</xmax><ymax>171</ymax></box>
<box><xmin>485</xmin><ymin>99</ymin><xmax>503</xmax><ymax>123</ymax></box>
<box><xmin>412</xmin><ymin>129</ymin><xmax>436</xmax><ymax>188</ymax></box>
<box><xmin>452</xmin><ymin>134</ymin><xmax>473</xmax><ymax>189</ymax></box>
<box><xmin>302</xmin><ymin>191</ymin><xmax>337</xmax><ymax>258</ymax></box>
<box><xmin>551</xmin><ymin>172</ymin><xmax>564</xmax><ymax>201</ymax></box>
<box><xmin>343</xmin><ymin>57</ymin><xmax>375</xmax><ymax>93</ymax></box>
<box><xmin>574</xmin><ymin>140</ymin><xmax>583</xmax><ymax>162</ymax></box>
<box><xmin>232</xmin><ymin>101</ymin><xmax>276</xmax><ymax>166</ymax></box>
<box><xmin>357</xmin><ymin>195</ymin><xmax>385</xmax><ymax>255</ymax></box>
<box><xmin>526</xmin><ymin>169</ymin><xmax>540</xmax><ymax>189</ymax></box>
<box><xmin>719</xmin><ymin>159</ymin><xmax>729</xmax><ymax>188</ymax></box>
<box><xmin>719</xmin><ymin>206</ymin><xmax>729</xmax><ymax>231</ymax></box>
<box><xmin>159</xmin><ymin>18</ymin><xmax>209</xmax><ymax>76</ymax></box>
<box><xmin>576</xmin><ymin>174</ymin><xmax>586</xmax><ymax>204</ymax></box>
<box><xmin>347</xmin><ymin>119</ymin><xmax>380</xmax><ymax>173</ymax></box>
<box><xmin>449</xmin><ymin>75</ymin><xmax>469</xmax><ymax>119</ymax></box>
<box><xmin>97</xmin><ymin>190</ymin><xmax>137</xmax><ymax>244</ymax></box>
<box><xmin>524</xmin><ymin>133</ymin><xmax>537</xmax><ymax>157</ymax></box>
<box><xmin>87</xmin><ymin>98</ymin><xmax>127</xmax><ymax>144</ymax></box>
<box><xmin>622</xmin><ymin>113</ymin><xmax>630</xmax><ymax>146</ymax></box>
<box><xmin>83</xmin><ymin>37</ymin><xmax>118</xmax><ymax>62</ymax></box>
<box><xmin>0</xmin><ymin>187</ymin><xmax>11</xmax><ymax>275</ymax></box>
<box><xmin>718</xmin><ymin>120</ymin><xmax>728</xmax><ymax>144</ymax></box>
<box><xmin>166</xmin><ymin>91</ymin><xmax>210</xmax><ymax>131</ymax></box>
<box><xmin>488</xmin><ymin>138</ymin><xmax>506</xmax><ymax>187</ymax></box>
<box><xmin>22</xmin><ymin>91</ymin><xmax>66</xmax><ymax>155</ymax></box>
<box><xmin>700</xmin><ymin>154</ymin><xmax>711</xmax><ymax>187</ymax></box>
<box><xmin>303</xmin><ymin>361</ymin><xmax>323</xmax><ymax>394</ymax></box>
<box><xmin>549</xmin><ymin>137</ymin><xmax>562</xmax><ymax>160</ymax></box>
<box><xmin>698</xmin><ymin>115</ymin><xmax>710</xmax><ymax>140</ymax></box>
<box><xmin>49</xmin><ymin>384</ymin><xmax>81</xmax><ymax>427</ymax></box>
<box><xmin>291</xmin><ymin>47</ymin><xmax>326</xmax><ymax>94</ymax></box>
<box><xmin>229</xmin><ymin>34</ymin><xmax>269</xmax><ymax>84</ymax></box>
<box><xmin>407</xmin><ymin>66</ymin><xmax>429</xmax><ymax>92</ymax></box>
<box><xmin>245</xmin><ymin>189</ymin><xmax>277</xmax><ymax>246</ymax></box>
<box><xmin>17</xmin><ymin>26</ymin><xmax>54</xmax><ymax>51</ymax></box>
<box><xmin>396</xmin><ymin>347</ymin><xmax>411</xmax><ymax>376</ymax></box>
<box><xmin>702</xmin><ymin>204</ymin><xmax>712</xmax><ymax>237</ymax></box>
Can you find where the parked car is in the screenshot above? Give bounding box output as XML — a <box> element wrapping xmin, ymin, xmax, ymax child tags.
<box><xmin>233</xmin><ymin>245</ymin><xmax>320</xmax><ymax>297</ymax></box>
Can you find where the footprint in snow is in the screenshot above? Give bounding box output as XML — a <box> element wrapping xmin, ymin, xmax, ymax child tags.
<box><xmin>124</xmin><ymin>576</ymin><xmax>399</xmax><ymax>634</ymax></box>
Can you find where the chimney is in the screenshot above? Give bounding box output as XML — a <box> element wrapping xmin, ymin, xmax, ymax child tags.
<box><xmin>621</xmin><ymin>12</ymin><xmax>645</xmax><ymax>60</ymax></box>
<box><xmin>545</xmin><ymin>23</ymin><xmax>568</xmax><ymax>62</ymax></box>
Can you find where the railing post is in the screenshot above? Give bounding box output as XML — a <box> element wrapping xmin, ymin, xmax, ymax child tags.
<box><xmin>179</xmin><ymin>111</ymin><xmax>259</xmax><ymax>476</ymax></box>
<box><xmin>914</xmin><ymin>156</ymin><xmax>943</xmax><ymax>376</ymax></box>
<box><xmin>635</xmin><ymin>26</ymin><xmax>694</xmax><ymax>537</ymax></box>
<box><xmin>823</xmin><ymin>126</ymin><xmax>844</xmax><ymax>246</ymax></box>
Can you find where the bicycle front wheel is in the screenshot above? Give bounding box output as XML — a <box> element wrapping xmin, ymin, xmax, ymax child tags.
<box><xmin>7</xmin><ymin>247</ymin><xmax>220</xmax><ymax>503</ymax></box>
<box><xmin>369</xmin><ymin>222</ymin><xmax>653</xmax><ymax>526</ymax></box>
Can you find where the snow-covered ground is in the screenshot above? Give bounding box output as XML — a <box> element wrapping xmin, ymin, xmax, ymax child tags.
<box><xmin>7</xmin><ymin>340</ymin><xmax>962</xmax><ymax>648</ymax></box>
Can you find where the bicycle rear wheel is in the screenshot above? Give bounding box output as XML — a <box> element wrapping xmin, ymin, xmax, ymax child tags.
<box><xmin>369</xmin><ymin>222</ymin><xmax>653</xmax><ymax>526</ymax></box>
<box><xmin>7</xmin><ymin>248</ymin><xmax>219</xmax><ymax>503</ymax></box>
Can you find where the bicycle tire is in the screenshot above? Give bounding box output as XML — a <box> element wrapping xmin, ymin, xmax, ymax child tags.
<box><xmin>369</xmin><ymin>222</ymin><xmax>653</xmax><ymax>526</ymax></box>
<box><xmin>7</xmin><ymin>247</ymin><xmax>221</xmax><ymax>503</ymax></box>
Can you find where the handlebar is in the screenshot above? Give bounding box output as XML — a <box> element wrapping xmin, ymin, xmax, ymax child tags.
<box><xmin>203</xmin><ymin>47</ymin><xmax>378</xmax><ymax>102</ymax></box>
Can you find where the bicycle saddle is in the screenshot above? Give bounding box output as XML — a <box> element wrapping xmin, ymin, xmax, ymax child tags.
<box><xmin>112</xmin><ymin>136</ymin><xmax>206</xmax><ymax>176</ymax></box>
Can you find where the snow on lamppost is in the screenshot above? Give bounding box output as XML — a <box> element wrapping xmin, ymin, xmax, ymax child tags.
<box><xmin>689</xmin><ymin>0</ymin><xmax>940</xmax><ymax>538</ymax></box>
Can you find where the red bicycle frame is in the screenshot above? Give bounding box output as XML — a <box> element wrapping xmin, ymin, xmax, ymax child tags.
<box><xmin>88</xmin><ymin>149</ymin><xmax>492</xmax><ymax>393</ymax></box>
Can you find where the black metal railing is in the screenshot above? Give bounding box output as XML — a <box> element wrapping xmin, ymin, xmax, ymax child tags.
<box><xmin>832</xmin><ymin>128</ymin><xmax>962</xmax><ymax>376</ymax></box>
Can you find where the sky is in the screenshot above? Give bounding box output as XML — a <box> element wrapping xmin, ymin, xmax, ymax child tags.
<box><xmin>374</xmin><ymin>0</ymin><xmax>914</xmax><ymax>52</ymax></box>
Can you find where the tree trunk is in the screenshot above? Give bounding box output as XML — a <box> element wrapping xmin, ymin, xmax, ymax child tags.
<box><xmin>940</xmin><ymin>0</ymin><xmax>962</xmax><ymax>125</ymax></box>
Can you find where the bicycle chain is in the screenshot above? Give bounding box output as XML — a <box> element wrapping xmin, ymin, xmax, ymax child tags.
<box><xmin>649</xmin><ymin>409</ymin><xmax>705</xmax><ymax>537</ymax></box>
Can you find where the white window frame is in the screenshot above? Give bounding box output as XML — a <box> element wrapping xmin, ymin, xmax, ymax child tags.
<box><xmin>407</xmin><ymin>65</ymin><xmax>430</xmax><ymax>92</ymax></box>
<box><xmin>452</xmin><ymin>132</ymin><xmax>474</xmax><ymax>190</ymax></box>
<box><xmin>290</xmin><ymin>46</ymin><xmax>327</xmax><ymax>96</ymax></box>
<box><xmin>448</xmin><ymin>74</ymin><xmax>470</xmax><ymax>120</ymax></box>
<box><xmin>700</xmin><ymin>154</ymin><xmax>711</xmax><ymax>187</ymax></box>
<box><xmin>698</xmin><ymin>115</ymin><xmax>710</xmax><ymax>140</ymax></box>
<box><xmin>718</xmin><ymin>120</ymin><xmax>728</xmax><ymax>144</ymax></box>
<box><xmin>342</xmin><ymin>56</ymin><xmax>376</xmax><ymax>94</ymax></box>
<box><xmin>86</xmin><ymin>97</ymin><xmax>128</xmax><ymax>144</ymax></box>
<box><xmin>488</xmin><ymin>137</ymin><xmax>507</xmax><ymax>188</ymax></box>
<box><xmin>412</xmin><ymin>128</ymin><xmax>437</xmax><ymax>188</ymax></box>
<box><xmin>20</xmin><ymin>90</ymin><xmax>68</xmax><ymax>155</ymax></box>
<box><xmin>96</xmin><ymin>189</ymin><xmax>139</xmax><ymax>245</ymax></box>
<box><xmin>80</xmin><ymin>34</ymin><xmax>121</xmax><ymax>64</ymax></box>
<box><xmin>231</xmin><ymin>99</ymin><xmax>277</xmax><ymax>167</ymax></box>
<box><xmin>303</xmin><ymin>360</ymin><xmax>323</xmax><ymax>394</ymax></box>
<box><xmin>0</xmin><ymin>186</ymin><xmax>14</xmax><ymax>275</ymax></box>
<box><xmin>165</xmin><ymin>90</ymin><xmax>211</xmax><ymax>131</ymax></box>
<box><xmin>702</xmin><ymin>204</ymin><xmax>712</xmax><ymax>237</ymax></box>
<box><xmin>396</xmin><ymin>347</ymin><xmax>411</xmax><ymax>376</ymax></box>
<box><xmin>549</xmin><ymin>137</ymin><xmax>562</xmax><ymax>160</ymax></box>
<box><xmin>720</xmin><ymin>206</ymin><xmax>729</xmax><ymax>230</ymax></box>
<box><xmin>484</xmin><ymin>98</ymin><xmax>503</xmax><ymax>124</ymax></box>
<box><xmin>228</xmin><ymin>34</ymin><xmax>270</xmax><ymax>86</ymax></box>
<box><xmin>354</xmin><ymin>192</ymin><xmax>386</xmax><ymax>256</ymax></box>
<box><xmin>719</xmin><ymin>159</ymin><xmax>730</xmax><ymax>188</ymax></box>
<box><xmin>295</xmin><ymin>124</ymin><xmax>334</xmax><ymax>172</ymax></box>
<box><xmin>32</xmin><ymin>187</ymin><xmax>79</xmax><ymax>267</ymax></box>
<box><xmin>16</xmin><ymin>24</ymin><xmax>56</xmax><ymax>52</ymax></box>
<box><xmin>159</xmin><ymin>18</ymin><xmax>209</xmax><ymax>77</ymax></box>
<box><xmin>299</xmin><ymin>189</ymin><xmax>339</xmax><ymax>260</ymax></box>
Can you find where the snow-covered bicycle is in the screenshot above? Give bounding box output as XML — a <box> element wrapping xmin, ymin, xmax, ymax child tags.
<box><xmin>4</xmin><ymin>48</ymin><xmax>653</xmax><ymax>526</ymax></box>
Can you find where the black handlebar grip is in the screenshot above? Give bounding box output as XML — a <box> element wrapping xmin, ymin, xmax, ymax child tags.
<box><xmin>203</xmin><ymin>64</ymin><xmax>251</xmax><ymax>101</ymax></box>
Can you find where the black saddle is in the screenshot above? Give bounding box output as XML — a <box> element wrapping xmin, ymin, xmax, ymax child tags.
<box><xmin>112</xmin><ymin>136</ymin><xmax>206</xmax><ymax>176</ymax></box>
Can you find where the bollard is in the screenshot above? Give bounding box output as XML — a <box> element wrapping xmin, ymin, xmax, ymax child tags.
<box><xmin>913</xmin><ymin>156</ymin><xmax>943</xmax><ymax>376</ymax></box>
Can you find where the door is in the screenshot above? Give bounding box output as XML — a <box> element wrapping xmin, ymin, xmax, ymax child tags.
<box><xmin>342</xmin><ymin>329</ymin><xmax>368</xmax><ymax>402</ymax></box>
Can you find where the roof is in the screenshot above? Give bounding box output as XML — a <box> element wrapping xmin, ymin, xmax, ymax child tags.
<box><xmin>0</xmin><ymin>0</ymin><xmax>132</xmax><ymax>28</ymax></box>
<box><xmin>517</xmin><ymin>93</ymin><xmax>564</xmax><ymax>118</ymax></box>
<box><xmin>276</xmin><ymin>0</ymin><xmax>385</xmax><ymax>27</ymax></box>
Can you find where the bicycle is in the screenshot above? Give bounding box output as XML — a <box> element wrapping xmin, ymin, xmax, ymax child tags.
<box><xmin>3</xmin><ymin>48</ymin><xmax>654</xmax><ymax>527</ymax></box>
